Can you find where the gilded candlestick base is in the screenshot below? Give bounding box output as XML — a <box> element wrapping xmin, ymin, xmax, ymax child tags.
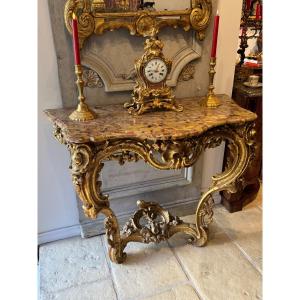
<box><xmin>200</xmin><ymin>57</ymin><xmax>221</xmax><ymax>108</ymax></box>
<box><xmin>69</xmin><ymin>64</ymin><xmax>96</xmax><ymax>122</ymax></box>
<box><xmin>69</xmin><ymin>102</ymin><xmax>96</xmax><ymax>121</ymax></box>
<box><xmin>199</xmin><ymin>94</ymin><xmax>221</xmax><ymax>108</ymax></box>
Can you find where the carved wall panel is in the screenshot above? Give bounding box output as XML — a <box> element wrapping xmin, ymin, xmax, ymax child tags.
<box><xmin>81</xmin><ymin>29</ymin><xmax>202</xmax><ymax>92</ymax></box>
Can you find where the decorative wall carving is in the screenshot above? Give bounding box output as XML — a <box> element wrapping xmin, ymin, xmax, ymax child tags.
<box><xmin>82</xmin><ymin>61</ymin><xmax>198</xmax><ymax>91</ymax></box>
<box><xmin>83</xmin><ymin>68</ymin><xmax>104</xmax><ymax>88</ymax></box>
<box><xmin>178</xmin><ymin>62</ymin><xmax>196</xmax><ymax>82</ymax></box>
<box><xmin>82</xmin><ymin>36</ymin><xmax>203</xmax><ymax>92</ymax></box>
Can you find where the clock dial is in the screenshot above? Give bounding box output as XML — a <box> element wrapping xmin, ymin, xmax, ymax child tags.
<box><xmin>144</xmin><ymin>58</ymin><xmax>168</xmax><ymax>84</ymax></box>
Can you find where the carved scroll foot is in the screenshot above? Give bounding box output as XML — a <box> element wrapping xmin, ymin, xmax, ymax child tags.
<box><xmin>103</xmin><ymin>208</ymin><xmax>127</xmax><ymax>264</ymax></box>
<box><xmin>194</xmin><ymin>192</ymin><xmax>215</xmax><ymax>247</ymax></box>
<box><xmin>108</xmin><ymin>247</ymin><xmax>127</xmax><ymax>264</ymax></box>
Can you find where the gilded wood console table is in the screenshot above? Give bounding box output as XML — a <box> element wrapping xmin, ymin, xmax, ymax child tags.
<box><xmin>45</xmin><ymin>95</ymin><xmax>257</xmax><ymax>264</ymax></box>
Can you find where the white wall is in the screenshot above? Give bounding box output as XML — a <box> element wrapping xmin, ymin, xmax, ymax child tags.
<box><xmin>38</xmin><ymin>0</ymin><xmax>80</xmax><ymax>244</ymax></box>
<box><xmin>215</xmin><ymin>0</ymin><xmax>243</xmax><ymax>96</ymax></box>
<box><xmin>200</xmin><ymin>0</ymin><xmax>243</xmax><ymax>190</ymax></box>
<box><xmin>38</xmin><ymin>0</ymin><xmax>242</xmax><ymax>244</ymax></box>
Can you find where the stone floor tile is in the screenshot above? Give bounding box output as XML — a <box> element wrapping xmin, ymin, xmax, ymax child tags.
<box><xmin>142</xmin><ymin>284</ymin><xmax>200</xmax><ymax>300</ymax></box>
<box><xmin>39</xmin><ymin>236</ymin><xmax>110</xmax><ymax>293</ymax></box>
<box><xmin>102</xmin><ymin>237</ymin><xmax>188</xmax><ymax>300</ymax></box>
<box><xmin>169</xmin><ymin>230</ymin><xmax>262</xmax><ymax>300</ymax></box>
<box><xmin>41</xmin><ymin>279</ymin><xmax>117</xmax><ymax>300</ymax></box>
<box><xmin>214</xmin><ymin>205</ymin><xmax>262</xmax><ymax>272</ymax></box>
<box><xmin>181</xmin><ymin>214</ymin><xmax>224</xmax><ymax>239</ymax></box>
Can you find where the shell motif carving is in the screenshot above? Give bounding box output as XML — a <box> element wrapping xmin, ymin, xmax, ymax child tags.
<box><xmin>83</xmin><ymin>68</ymin><xmax>104</xmax><ymax>88</ymax></box>
<box><xmin>122</xmin><ymin>200</ymin><xmax>183</xmax><ymax>244</ymax></box>
<box><xmin>150</xmin><ymin>139</ymin><xmax>202</xmax><ymax>169</ymax></box>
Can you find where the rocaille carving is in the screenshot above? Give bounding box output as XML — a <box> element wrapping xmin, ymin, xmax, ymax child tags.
<box><xmin>64</xmin><ymin>0</ymin><xmax>95</xmax><ymax>48</ymax></box>
<box><xmin>122</xmin><ymin>200</ymin><xmax>183</xmax><ymax>244</ymax></box>
<box><xmin>53</xmin><ymin>125</ymin><xmax>66</xmax><ymax>145</ymax></box>
<box><xmin>51</xmin><ymin>123</ymin><xmax>256</xmax><ymax>263</ymax></box>
<box><xmin>64</xmin><ymin>0</ymin><xmax>212</xmax><ymax>48</ymax></box>
<box><xmin>47</xmin><ymin>95</ymin><xmax>257</xmax><ymax>264</ymax></box>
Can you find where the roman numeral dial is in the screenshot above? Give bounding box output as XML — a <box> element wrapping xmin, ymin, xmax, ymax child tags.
<box><xmin>144</xmin><ymin>58</ymin><xmax>168</xmax><ymax>84</ymax></box>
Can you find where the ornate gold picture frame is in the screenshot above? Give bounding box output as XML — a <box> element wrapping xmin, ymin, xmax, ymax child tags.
<box><xmin>64</xmin><ymin>0</ymin><xmax>212</xmax><ymax>48</ymax></box>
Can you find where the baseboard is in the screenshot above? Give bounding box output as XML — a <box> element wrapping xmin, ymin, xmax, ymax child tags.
<box><xmin>38</xmin><ymin>224</ymin><xmax>81</xmax><ymax>245</ymax></box>
<box><xmin>80</xmin><ymin>192</ymin><xmax>221</xmax><ymax>238</ymax></box>
<box><xmin>38</xmin><ymin>192</ymin><xmax>221</xmax><ymax>243</ymax></box>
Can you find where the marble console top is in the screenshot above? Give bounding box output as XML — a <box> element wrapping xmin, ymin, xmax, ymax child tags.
<box><xmin>45</xmin><ymin>95</ymin><xmax>257</xmax><ymax>144</ymax></box>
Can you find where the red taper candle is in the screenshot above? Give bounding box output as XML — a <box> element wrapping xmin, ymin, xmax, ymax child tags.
<box><xmin>246</xmin><ymin>0</ymin><xmax>251</xmax><ymax>10</ymax></box>
<box><xmin>72</xmin><ymin>13</ymin><xmax>81</xmax><ymax>65</ymax></box>
<box><xmin>256</xmin><ymin>3</ymin><xmax>262</xmax><ymax>20</ymax></box>
<box><xmin>211</xmin><ymin>12</ymin><xmax>220</xmax><ymax>58</ymax></box>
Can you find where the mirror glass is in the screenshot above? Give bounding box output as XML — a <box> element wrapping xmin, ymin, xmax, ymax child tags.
<box><xmin>93</xmin><ymin>0</ymin><xmax>192</xmax><ymax>13</ymax></box>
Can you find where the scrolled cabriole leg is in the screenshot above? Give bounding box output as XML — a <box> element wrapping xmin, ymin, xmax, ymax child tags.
<box><xmin>102</xmin><ymin>208</ymin><xmax>127</xmax><ymax>264</ymax></box>
<box><xmin>63</xmin><ymin>123</ymin><xmax>256</xmax><ymax>263</ymax></box>
<box><xmin>68</xmin><ymin>142</ymin><xmax>127</xmax><ymax>263</ymax></box>
<box><xmin>194</xmin><ymin>123</ymin><xmax>256</xmax><ymax>245</ymax></box>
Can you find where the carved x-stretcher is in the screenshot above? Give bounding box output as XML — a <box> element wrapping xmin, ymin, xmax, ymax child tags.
<box><xmin>45</xmin><ymin>95</ymin><xmax>257</xmax><ymax>264</ymax></box>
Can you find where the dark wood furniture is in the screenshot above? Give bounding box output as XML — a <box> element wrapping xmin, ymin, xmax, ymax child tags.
<box><xmin>221</xmin><ymin>65</ymin><xmax>262</xmax><ymax>212</ymax></box>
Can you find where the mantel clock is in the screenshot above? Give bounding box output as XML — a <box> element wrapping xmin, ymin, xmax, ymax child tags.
<box><xmin>124</xmin><ymin>37</ymin><xmax>183</xmax><ymax>115</ymax></box>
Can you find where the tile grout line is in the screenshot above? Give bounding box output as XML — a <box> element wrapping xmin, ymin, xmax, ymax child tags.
<box><xmin>102</xmin><ymin>239</ymin><xmax>191</xmax><ymax>300</ymax></box>
<box><xmin>124</xmin><ymin>279</ymin><xmax>190</xmax><ymax>300</ymax></box>
<box><xmin>100</xmin><ymin>235</ymin><xmax>121</xmax><ymax>300</ymax></box>
<box><xmin>40</xmin><ymin>277</ymin><xmax>113</xmax><ymax>297</ymax></box>
<box><xmin>213</xmin><ymin>217</ymin><xmax>262</xmax><ymax>275</ymax></box>
<box><xmin>167</xmin><ymin>240</ymin><xmax>205</xmax><ymax>300</ymax></box>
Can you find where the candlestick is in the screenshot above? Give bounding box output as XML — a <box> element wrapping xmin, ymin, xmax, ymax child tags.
<box><xmin>72</xmin><ymin>13</ymin><xmax>81</xmax><ymax>65</ymax></box>
<box><xmin>246</xmin><ymin>0</ymin><xmax>251</xmax><ymax>10</ymax></box>
<box><xmin>69</xmin><ymin>13</ymin><xmax>96</xmax><ymax>121</ymax></box>
<box><xmin>211</xmin><ymin>13</ymin><xmax>220</xmax><ymax>58</ymax></box>
<box><xmin>69</xmin><ymin>65</ymin><xmax>96</xmax><ymax>121</ymax></box>
<box><xmin>199</xmin><ymin>57</ymin><xmax>221</xmax><ymax>108</ymax></box>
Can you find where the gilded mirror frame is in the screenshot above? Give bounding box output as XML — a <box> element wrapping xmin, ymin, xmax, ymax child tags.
<box><xmin>64</xmin><ymin>0</ymin><xmax>212</xmax><ymax>48</ymax></box>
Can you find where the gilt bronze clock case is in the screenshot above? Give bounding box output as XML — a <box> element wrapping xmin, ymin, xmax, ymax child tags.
<box><xmin>124</xmin><ymin>37</ymin><xmax>183</xmax><ymax>115</ymax></box>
